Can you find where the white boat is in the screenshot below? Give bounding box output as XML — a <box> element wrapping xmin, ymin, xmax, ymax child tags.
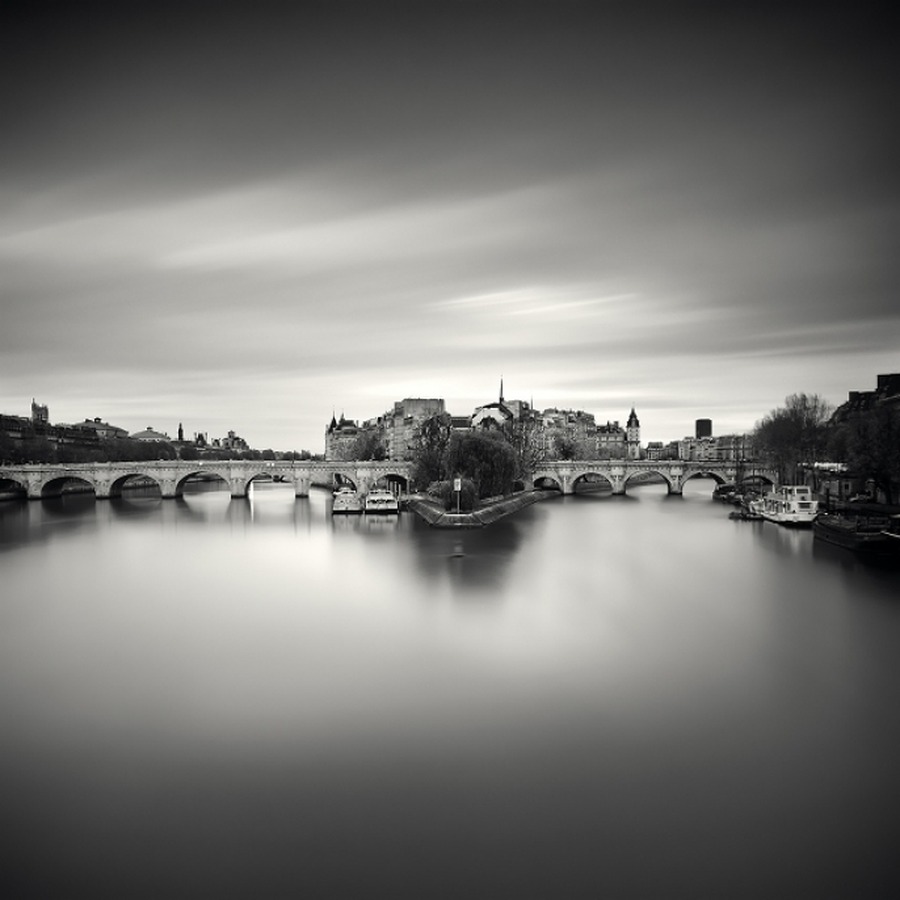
<box><xmin>364</xmin><ymin>487</ymin><xmax>400</xmax><ymax>514</ymax></box>
<box><xmin>332</xmin><ymin>485</ymin><xmax>363</xmax><ymax>514</ymax></box>
<box><xmin>749</xmin><ymin>485</ymin><xmax>818</xmax><ymax>526</ymax></box>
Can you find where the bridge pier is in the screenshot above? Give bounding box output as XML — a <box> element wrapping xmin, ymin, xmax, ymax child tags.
<box><xmin>294</xmin><ymin>476</ymin><xmax>310</xmax><ymax>498</ymax></box>
<box><xmin>25</xmin><ymin>474</ymin><xmax>43</xmax><ymax>500</ymax></box>
<box><xmin>610</xmin><ymin>467</ymin><xmax>626</xmax><ymax>495</ymax></box>
<box><xmin>157</xmin><ymin>478</ymin><xmax>179</xmax><ymax>500</ymax></box>
<box><xmin>666</xmin><ymin>467</ymin><xmax>684</xmax><ymax>495</ymax></box>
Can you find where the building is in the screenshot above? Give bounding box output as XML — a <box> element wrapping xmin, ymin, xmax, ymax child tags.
<box><xmin>0</xmin><ymin>413</ymin><xmax>32</xmax><ymax>443</ymax></box>
<box><xmin>595</xmin><ymin>420</ymin><xmax>626</xmax><ymax>458</ymax></box>
<box><xmin>325</xmin><ymin>400</ymin><xmax>448</xmax><ymax>461</ymax></box>
<box><xmin>31</xmin><ymin>399</ymin><xmax>49</xmax><ymax>427</ymax></box>
<box><xmin>131</xmin><ymin>426</ymin><xmax>172</xmax><ymax>443</ymax></box>
<box><xmin>321</xmin><ymin>389</ymin><xmax>646</xmax><ymax>463</ymax></box>
<box><xmin>325</xmin><ymin>414</ymin><xmax>362</xmax><ymax>461</ymax></box>
<box><xmin>645</xmin><ymin>441</ymin><xmax>680</xmax><ymax>461</ymax></box>
<box><xmin>2</xmin><ymin>406</ymin><xmax>136</xmax><ymax>456</ymax></box>
<box><xmin>538</xmin><ymin>408</ymin><xmax>597</xmax><ymax>459</ymax></box>
<box><xmin>695</xmin><ymin>418</ymin><xmax>712</xmax><ymax>439</ymax></box>
<box><xmin>626</xmin><ymin>408</ymin><xmax>641</xmax><ymax>460</ymax></box>
<box><xmin>383</xmin><ymin>398</ymin><xmax>445</xmax><ymax>459</ymax></box>
<box><xmin>212</xmin><ymin>430</ymin><xmax>249</xmax><ymax>452</ymax></box>
<box><xmin>678</xmin><ymin>434</ymin><xmax>747</xmax><ymax>462</ymax></box>
<box><xmin>471</xmin><ymin>380</ymin><xmax>532</xmax><ymax>431</ymax></box>
<box><xmin>73</xmin><ymin>417</ymin><xmax>130</xmax><ymax>440</ymax></box>
<box><xmin>834</xmin><ymin>373</ymin><xmax>900</xmax><ymax>420</ymax></box>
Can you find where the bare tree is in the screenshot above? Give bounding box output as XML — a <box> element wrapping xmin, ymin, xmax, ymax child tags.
<box><xmin>410</xmin><ymin>413</ymin><xmax>453</xmax><ymax>488</ymax></box>
<box><xmin>753</xmin><ymin>393</ymin><xmax>832</xmax><ymax>484</ymax></box>
<box><xmin>503</xmin><ymin>415</ymin><xmax>546</xmax><ymax>482</ymax></box>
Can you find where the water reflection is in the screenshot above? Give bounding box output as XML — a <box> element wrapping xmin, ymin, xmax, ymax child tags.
<box><xmin>812</xmin><ymin>531</ymin><xmax>900</xmax><ymax>577</ymax></box>
<box><xmin>0</xmin><ymin>500</ymin><xmax>31</xmax><ymax>551</ymax></box>
<box><xmin>357</xmin><ymin>514</ymin><xmax>401</xmax><ymax>534</ymax></box>
<box><xmin>109</xmin><ymin>495</ymin><xmax>163</xmax><ymax>518</ymax></box>
<box><xmin>0</xmin><ymin>495</ymin><xmax>100</xmax><ymax>553</ymax></box>
<box><xmin>1</xmin><ymin>480</ymin><xmax>899</xmax><ymax>897</ymax></box>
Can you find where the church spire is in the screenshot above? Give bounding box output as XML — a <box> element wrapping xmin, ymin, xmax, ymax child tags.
<box><xmin>499</xmin><ymin>376</ymin><xmax>504</xmax><ymax>404</ymax></box>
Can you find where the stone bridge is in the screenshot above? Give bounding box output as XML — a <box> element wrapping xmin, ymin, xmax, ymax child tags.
<box><xmin>0</xmin><ymin>458</ymin><xmax>776</xmax><ymax>502</ymax></box>
<box><xmin>0</xmin><ymin>460</ymin><xmax>412</xmax><ymax>500</ymax></box>
<box><xmin>527</xmin><ymin>459</ymin><xmax>777</xmax><ymax>496</ymax></box>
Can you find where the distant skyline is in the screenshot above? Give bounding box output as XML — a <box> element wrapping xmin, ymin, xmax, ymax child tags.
<box><xmin>2</xmin><ymin>2</ymin><xmax>898</xmax><ymax>452</ymax></box>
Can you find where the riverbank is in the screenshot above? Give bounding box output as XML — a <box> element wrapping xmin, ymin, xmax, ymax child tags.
<box><xmin>407</xmin><ymin>489</ymin><xmax>559</xmax><ymax>527</ymax></box>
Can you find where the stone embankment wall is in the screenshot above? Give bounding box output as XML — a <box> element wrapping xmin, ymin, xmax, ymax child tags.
<box><xmin>407</xmin><ymin>490</ymin><xmax>559</xmax><ymax>528</ymax></box>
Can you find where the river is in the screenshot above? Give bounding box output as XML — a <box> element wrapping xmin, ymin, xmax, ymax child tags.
<box><xmin>2</xmin><ymin>479</ymin><xmax>899</xmax><ymax>898</ymax></box>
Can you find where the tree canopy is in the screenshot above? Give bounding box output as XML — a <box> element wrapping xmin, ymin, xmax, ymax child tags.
<box><xmin>829</xmin><ymin>403</ymin><xmax>899</xmax><ymax>504</ymax></box>
<box><xmin>446</xmin><ymin>430</ymin><xmax>518</xmax><ymax>499</ymax></box>
<box><xmin>409</xmin><ymin>414</ymin><xmax>521</xmax><ymax>499</ymax></box>
<box><xmin>351</xmin><ymin>430</ymin><xmax>387</xmax><ymax>461</ymax></box>
<box><xmin>410</xmin><ymin>413</ymin><xmax>453</xmax><ymax>488</ymax></box>
<box><xmin>752</xmin><ymin>393</ymin><xmax>832</xmax><ymax>483</ymax></box>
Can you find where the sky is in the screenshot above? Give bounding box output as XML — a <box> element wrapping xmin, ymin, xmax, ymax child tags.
<box><xmin>1</xmin><ymin>1</ymin><xmax>898</xmax><ymax>452</ymax></box>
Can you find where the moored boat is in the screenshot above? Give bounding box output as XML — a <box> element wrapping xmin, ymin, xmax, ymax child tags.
<box><xmin>713</xmin><ymin>483</ymin><xmax>738</xmax><ymax>502</ymax></box>
<box><xmin>332</xmin><ymin>485</ymin><xmax>363</xmax><ymax>514</ymax></box>
<box><xmin>729</xmin><ymin>507</ymin><xmax>763</xmax><ymax>521</ymax></box>
<box><xmin>812</xmin><ymin>512</ymin><xmax>893</xmax><ymax>555</ymax></box>
<box><xmin>364</xmin><ymin>487</ymin><xmax>400</xmax><ymax>514</ymax></box>
<box><xmin>750</xmin><ymin>485</ymin><xmax>818</xmax><ymax>526</ymax></box>
<box><xmin>879</xmin><ymin>515</ymin><xmax>900</xmax><ymax>555</ymax></box>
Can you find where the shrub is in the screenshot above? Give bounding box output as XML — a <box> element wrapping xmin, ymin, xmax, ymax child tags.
<box><xmin>446</xmin><ymin>431</ymin><xmax>518</xmax><ymax>499</ymax></box>
<box><xmin>428</xmin><ymin>478</ymin><xmax>478</xmax><ymax>512</ymax></box>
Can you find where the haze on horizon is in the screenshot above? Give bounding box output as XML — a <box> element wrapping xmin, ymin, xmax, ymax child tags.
<box><xmin>1</xmin><ymin>2</ymin><xmax>898</xmax><ymax>453</ymax></box>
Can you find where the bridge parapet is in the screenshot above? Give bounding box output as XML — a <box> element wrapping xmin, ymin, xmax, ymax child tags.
<box><xmin>1</xmin><ymin>458</ymin><xmax>774</xmax><ymax>501</ymax></box>
<box><xmin>529</xmin><ymin>459</ymin><xmax>776</xmax><ymax>496</ymax></box>
<box><xmin>0</xmin><ymin>460</ymin><xmax>413</xmax><ymax>501</ymax></box>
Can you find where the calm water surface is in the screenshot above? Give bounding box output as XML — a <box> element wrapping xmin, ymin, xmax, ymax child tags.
<box><xmin>2</xmin><ymin>480</ymin><xmax>899</xmax><ymax>898</ymax></box>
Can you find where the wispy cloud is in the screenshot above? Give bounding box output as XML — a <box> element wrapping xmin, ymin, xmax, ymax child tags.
<box><xmin>1</xmin><ymin>3</ymin><xmax>897</xmax><ymax>450</ymax></box>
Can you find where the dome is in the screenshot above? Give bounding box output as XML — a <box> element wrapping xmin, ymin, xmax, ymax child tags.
<box><xmin>131</xmin><ymin>427</ymin><xmax>171</xmax><ymax>442</ymax></box>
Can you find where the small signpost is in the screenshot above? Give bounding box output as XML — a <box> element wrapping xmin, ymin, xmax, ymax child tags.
<box><xmin>454</xmin><ymin>477</ymin><xmax>461</xmax><ymax>513</ymax></box>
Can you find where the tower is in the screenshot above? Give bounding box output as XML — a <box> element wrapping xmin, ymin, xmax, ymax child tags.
<box><xmin>499</xmin><ymin>377</ymin><xmax>504</xmax><ymax>404</ymax></box>
<box><xmin>31</xmin><ymin>398</ymin><xmax>49</xmax><ymax>426</ymax></box>
<box><xmin>626</xmin><ymin>407</ymin><xmax>641</xmax><ymax>460</ymax></box>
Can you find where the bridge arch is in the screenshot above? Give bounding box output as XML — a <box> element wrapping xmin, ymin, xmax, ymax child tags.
<box><xmin>680</xmin><ymin>468</ymin><xmax>732</xmax><ymax>488</ymax></box>
<box><xmin>0</xmin><ymin>475</ymin><xmax>28</xmax><ymax>498</ymax></box>
<box><xmin>331</xmin><ymin>472</ymin><xmax>359</xmax><ymax>491</ymax></box>
<box><xmin>738</xmin><ymin>471</ymin><xmax>776</xmax><ymax>488</ymax></box>
<box><xmin>41</xmin><ymin>474</ymin><xmax>98</xmax><ymax>499</ymax></box>
<box><xmin>175</xmin><ymin>469</ymin><xmax>232</xmax><ymax>497</ymax></box>
<box><xmin>623</xmin><ymin>469</ymin><xmax>674</xmax><ymax>493</ymax></box>
<box><xmin>237</xmin><ymin>468</ymin><xmax>295</xmax><ymax>498</ymax></box>
<box><xmin>571</xmin><ymin>471</ymin><xmax>615</xmax><ymax>493</ymax></box>
<box><xmin>109</xmin><ymin>472</ymin><xmax>163</xmax><ymax>497</ymax></box>
<box><xmin>533</xmin><ymin>474</ymin><xmax>563</xmax><ymax>492</ymax></box>
<box><xmin>373</xmin><ymin>472</ymin><xmax>408</xmax><ymax>492</ymax></box>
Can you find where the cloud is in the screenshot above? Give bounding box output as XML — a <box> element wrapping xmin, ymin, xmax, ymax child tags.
<box><xmin>1</xmin><ymin>3</ymin><xmax>898</xmax><ymax>451</ymax></box>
